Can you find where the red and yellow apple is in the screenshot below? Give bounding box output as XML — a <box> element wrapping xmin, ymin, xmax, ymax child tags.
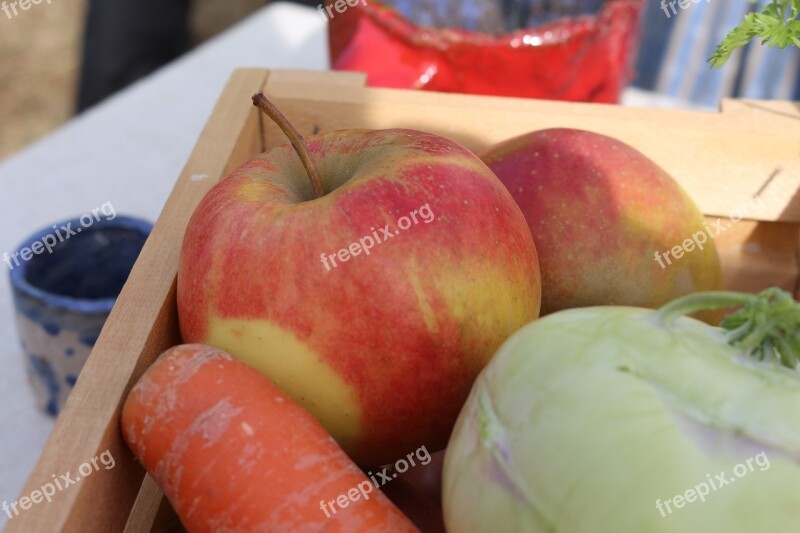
<box><xmin>480</xmin><ymin>128</ymin><xmax>722</xmax><ymax>318</ymax></box>
<box><xmin>177</xmin><ymin>97</ymin><xmax>540</xmax><ymax>465</ymax></box>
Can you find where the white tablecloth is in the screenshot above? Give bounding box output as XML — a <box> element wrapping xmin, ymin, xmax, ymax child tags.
<box><xmin>0</xmin><ymin>3</ymin><xmax>327</xmax><ymax>522</ymax></box>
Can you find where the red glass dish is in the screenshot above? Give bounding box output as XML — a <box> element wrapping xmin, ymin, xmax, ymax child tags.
<box><xmin>328</xmin><ymin>0</ymin><xmax>644</xmax><ymax>103</ymax></box>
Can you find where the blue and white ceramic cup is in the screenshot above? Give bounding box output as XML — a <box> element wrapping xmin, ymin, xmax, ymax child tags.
<box><xmin>8</xmin><ymin>213</ymin><xmax>152</xmax><ymax>415</ymax></box>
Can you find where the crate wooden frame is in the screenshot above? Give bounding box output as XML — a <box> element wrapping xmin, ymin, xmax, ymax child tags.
<box><xmin>6</xmin><ymin>68</ymin><xmax>800</xmax><ymax>532</ymax></box>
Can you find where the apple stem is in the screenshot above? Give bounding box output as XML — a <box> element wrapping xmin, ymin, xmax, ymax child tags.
<box><xmin>252</xmin><ymin>92</ymin><xmax>325</xmax><ymax>199</ymax></box>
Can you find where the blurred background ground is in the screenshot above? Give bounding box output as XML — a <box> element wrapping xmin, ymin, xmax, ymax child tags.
<box><xmin>0</xmin><ymin>0</ymin><xmax>265</xmax><ymax>161</ymax></box>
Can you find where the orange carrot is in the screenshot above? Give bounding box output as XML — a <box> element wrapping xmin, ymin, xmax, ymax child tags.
<box><xmin>121</xmin><ymin>344</ymin><xmax>420</xmax><ymax>533</ymax></box>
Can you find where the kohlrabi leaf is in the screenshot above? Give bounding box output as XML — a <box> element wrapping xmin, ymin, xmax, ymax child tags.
<box><xmin>657</xmin><ymin>288</ymin><xmax>800</xmax><ymax>369</ymax></box>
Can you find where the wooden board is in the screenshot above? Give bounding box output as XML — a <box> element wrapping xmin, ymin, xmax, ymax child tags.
<box><xmin>6</xmin><ymin>68</ymin><xmax>799</xmax><ymax>533</ymax></box>
<box><xmin>263</xmin><ymin>70</ymin><xmax>800</xmax><ymax>223</ymax></box>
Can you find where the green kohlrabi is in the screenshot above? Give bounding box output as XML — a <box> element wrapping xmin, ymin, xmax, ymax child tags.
<box><xmin>443</xmin><ymin>288</ymin><xmax>800</xmax><ymax>533</ymax></box>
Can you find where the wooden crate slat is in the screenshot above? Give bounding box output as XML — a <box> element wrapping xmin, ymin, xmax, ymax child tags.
<box><xmin>262</xmin><ymin>72</ymin><xmax>800</xmax><ymax>223</ymax></box>
<box><xmin>708</xmin><ymin>219</ymin><xmax>800</xmax><ymax>296</ymax></box>
<box><xmin>122</xmin><ymin>475</ymin><xmax>164</xmax><ymax>533</ymax></box>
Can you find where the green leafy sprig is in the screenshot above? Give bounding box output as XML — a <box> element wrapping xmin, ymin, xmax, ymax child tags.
<box><xmin>709</xmin><ymin>0</ymin><xmax>800</xmax><ymax>68</ymax></box>
<box><xmin>657</xmin><ymin>288</ymin><xmax>800</xmax><ymax>369</ymax></box>
<box><xmin>721</xmin><ymin>288</ymin><xmax>800</xmax><ymax>369</ymax></box>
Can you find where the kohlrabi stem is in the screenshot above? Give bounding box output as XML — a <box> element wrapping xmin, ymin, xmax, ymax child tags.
<box><xmin>252</xmin><ymin>93</ymin><xmax>325</xmax><ymax>199</ymax></box>
<box><xmin>657</xmin><ymin>288</ymin><xmax>800</xmax><ymax>369</ymax></box>
<box><xmin>657</xmin><ymin>292</ymin><xmax>755</xmax><ymax>326</ymax></box>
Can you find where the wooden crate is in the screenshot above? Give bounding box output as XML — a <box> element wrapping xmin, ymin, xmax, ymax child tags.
<box><xmin>6</xmin><ymin>68</ymin><xmax>800</xmax><ymax>533</ymax></box>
